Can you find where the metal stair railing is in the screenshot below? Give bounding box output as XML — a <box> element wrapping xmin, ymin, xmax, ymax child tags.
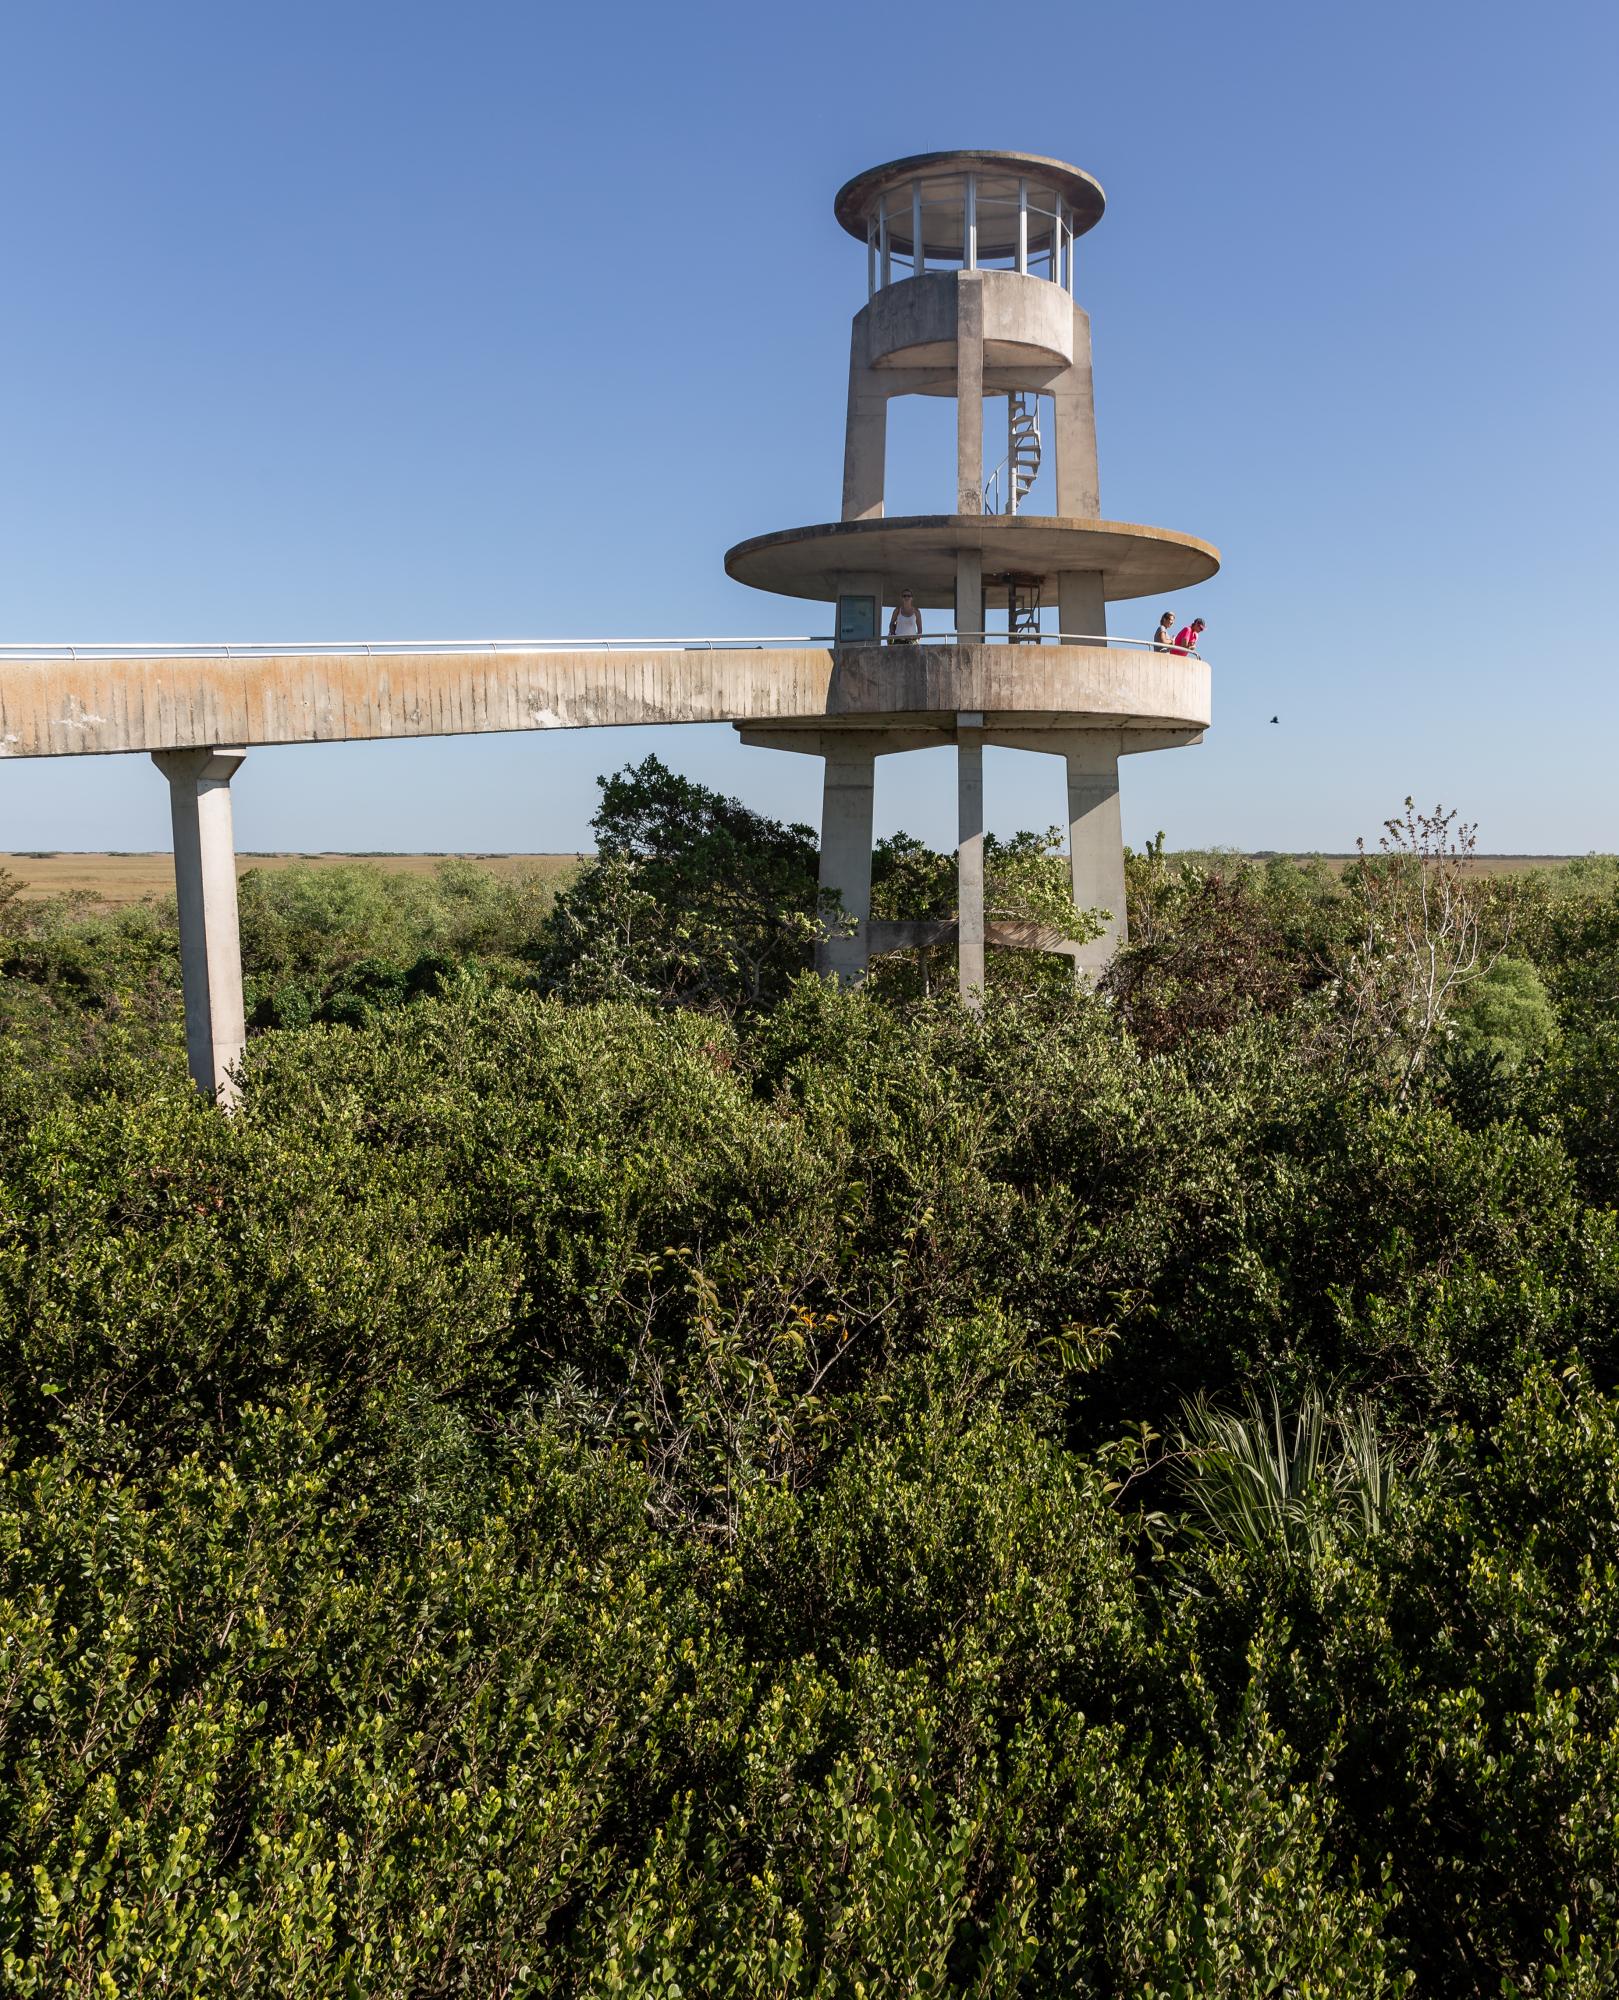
<box><xmin>1007</xmin><ymin>576</ymin><xmax>1042</xmax><ymax>642</ymax></box>
<box><xmin>1006</xmin><ymin>390</ymin><xmax>1041</xmax><ymax>513</ymax></box>
<box><xmin>982</xmin><ymin>392</ymin><xmax>1043</xmax><ymax>514</ymax></box>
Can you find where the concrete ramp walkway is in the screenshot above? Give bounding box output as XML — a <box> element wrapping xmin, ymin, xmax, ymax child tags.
<box><xmin>0</xmin><ymin>637</ymin><xmax>1210</xmax><ymax>1106</ymax></box>
<box><xmin>0</xmin><ymin>641</ymin><xmax>1207</xmax><ymax>759</ymax></box>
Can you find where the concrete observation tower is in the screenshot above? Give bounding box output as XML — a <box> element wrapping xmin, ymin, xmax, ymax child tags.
<box><xmin>0</xmin><ymin>145</ymin><xmax>1218</xmax><ymax>1102</ymax></box>
<box><xmin>725</xmin><ymin>149</ymin><xmax>1220</xmax><ymax>998</ymax></box>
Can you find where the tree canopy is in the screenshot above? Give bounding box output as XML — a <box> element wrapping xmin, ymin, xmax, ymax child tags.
<box><xmin>1</xmin><ymin>774</ymin><xmax>1618</xmax><ymax>1993</ymax></box>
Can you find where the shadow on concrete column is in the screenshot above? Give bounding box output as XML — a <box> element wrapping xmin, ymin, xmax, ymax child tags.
<box><xmin>1050</xmin><ymin>305</ymin><xmax>1101</xmax><ymax>517</ymax></box>
<box><xmin>841</xmin><ymin>325</ymin><xmax>888</xmax><ymax>523</ymax></box>
<box><xmin>152</xmin><ymin>747</ymin><xmax>247</xmax><ymax>1107</ymax></box>
<box><xmin>817</xmin><ymin>743</ymin><xmax>877</xmax><ymax>983</ymax></box>
<box><xmin>1056</xmin><ymin>570</ymin><xmax>1106</xmax><ymax>642</ymax></box>
<box><xmin>957</xmin><ymin>716</ymin><xmax>985</xmax><ymax>1008</ymax></box>
<box><xmin>955</xmin><ymin>272</ymin><xmax>984</xmax><ymax>514</ymax></box>
<box><xmin>1066</xmin><ymin>731</ymin><xmax>1127</xmax><ymax>980</ymax></box>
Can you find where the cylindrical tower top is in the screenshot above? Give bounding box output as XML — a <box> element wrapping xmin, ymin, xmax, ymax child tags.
<box><xmin>834</xmin><ymin>150</ymin><xmax>1105</xmax><ymax>263</ymax></box>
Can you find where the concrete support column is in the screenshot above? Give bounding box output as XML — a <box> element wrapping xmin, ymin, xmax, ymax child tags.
<box><xmin>817</xmin><ymin>742</ymin><xmax>877</xmax><ymax>984</ymax></box>
<box><xmin>1057</xmin><ymin>570</ymin><xmax>1107</xmax><ymax>643</ymax></box>
<box><xmin>152</xmin><ymin>747</ymin><xmax>247</xmax><ymax>1106</ymax></box>
<box><xmin>955</xmin><ymin>547</ymin><xmax>983</xmax><ymax>642</ymax></box>
<box><xmin>955</xmin><ymin>273</ymin><xmax>985</xmax><ymax>514</ymax></box>
<box><xmin>738</xmin><ymin>724</ymin><xmax>955</xmax><ymax>989</ymax></box>
<box><xmin>842</xmin><ymin>336</ymin><xmax>888</xmax><ymax>522</ymax></box>
<box><xmin>1050</xmin><ymin>307</ymin><xmax>1101</xmax><ymax>517</ymax></box>
<box><xmin>957</xmin><ymin>716</ymin><xmax>985</xmax><ymax>1009</ymax></box>
<box><xmin>1066</xmin><ymin>731</ymin><xmax>1127</xmax><ymax>980</ymax></box>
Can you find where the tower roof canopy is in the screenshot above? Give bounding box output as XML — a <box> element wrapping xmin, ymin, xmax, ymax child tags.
<box><xmin>725</xmin><ymin>515</ymin><xmax>1219</xmax><ymax>609</ymax></box>
<box><xmin>834</xmin><ymin>150</ymin><xmax>1106</xmax><ymax>258</ymax></box>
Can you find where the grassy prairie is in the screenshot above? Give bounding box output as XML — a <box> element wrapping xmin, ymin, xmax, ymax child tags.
<box><xmin>0</xmin><ymin>851</ymin><xmax>585</xmax><ymax>906</ymax></box>
<box><xmin>0</xmin><ymin>850</ymin><xmax>1597</xmax><ymax>910</ymax></box>
<box><xmin>1243</xmin><ymin>851</ymin><xmax>1596</xmax><ymax>876</ymax></box>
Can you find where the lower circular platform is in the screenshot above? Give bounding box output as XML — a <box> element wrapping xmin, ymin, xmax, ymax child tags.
<box><xmin>799</xmin><ymin>640</ymin><xmax>1209</xmax><ymax>732</ymax></box>
<box><xmin>724</xmin><ymin>514</ymin><xmax>1220</xmax><ymax>607</ymax></box>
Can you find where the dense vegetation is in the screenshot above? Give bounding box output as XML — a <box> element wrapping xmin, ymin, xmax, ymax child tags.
<box><xmin>3</xmin><ymin>759</ymin><xmax>1619</xmax><ymax>1994</ymax></box>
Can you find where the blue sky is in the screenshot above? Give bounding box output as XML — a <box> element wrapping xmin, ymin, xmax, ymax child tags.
<box><xmin>1</xmin><ymin>0</ymin><xmax>1614</xmax><ymax>856</ymax></box>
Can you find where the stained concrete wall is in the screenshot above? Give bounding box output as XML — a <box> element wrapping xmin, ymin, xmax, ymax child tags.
<box><xmin>0</xmin><ymin>644</ymin><xmax>1210</xmax><ymax>758</ymax></box>
<box><xmin>862</xmin><ymin>268</ymin><xmax>1075</xmax><ymax>373</ymax></box>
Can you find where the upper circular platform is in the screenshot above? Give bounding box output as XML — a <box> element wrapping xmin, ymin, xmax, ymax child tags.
<box><xmin>834</xmin><ymin>151</ymin><xmax>1106</xmax><ymax>259</ymax></box>
<box><xmin>725</xmin><ymin>515</ymin><xmax>1220</xmax><ymax>608</ymax></box>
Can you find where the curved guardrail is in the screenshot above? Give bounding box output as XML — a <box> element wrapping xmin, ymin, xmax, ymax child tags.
<box><xmin>0</xmin><ymin>632</ymin><xmax>1202</xmax><ymax>662</ymax></box>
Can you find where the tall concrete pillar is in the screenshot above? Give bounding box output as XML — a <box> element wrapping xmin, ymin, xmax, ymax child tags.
<box><xmin>740</xmin><ymin>723</ymin><xmax>953</xmax><ymax>986</ymax></box>
<box><xmin>842</xmin><ymin>328</ymin><xmax>888</xmax><ymax>522</ymax></box>
<box><xmin>955</xmin><ymin>548</ymin><xmax>984</xmax><ymax>642</ymax></box>
<box><xmin>1057</xmin><ymin>570</ymin><xmax>1108</xmax><ymax>643</ymax></box>
<box><xmin>1066</xmin><ymin>730</ymin><xmax>1127</xmax><ymax>980</ymax></box>
<box><xmin>957</xmin><ymin>717</ymin><xmax>985</xmax><ymax>1008</ymax></box>
<box><xmin>817</xmin><ymin>741</ymin><xmax>877</xmax><ymax>983</ymax></box>
<box><xmin>152</xmin><ymin>747</ymin><xmax>247</xmax><ymax>1106</ymax></box>
<box><xmin>955</xmin><ymin>273</ymin><xmax>985</xmax><ymax>514</ymax></box>
<box><xmin>1051</xmin><ymin>307</ymin><xmax>1101</xmax><ymax>516</ymax></box>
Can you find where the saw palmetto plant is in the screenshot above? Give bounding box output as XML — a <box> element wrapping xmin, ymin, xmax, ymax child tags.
<box><xmin>1175</xmin><ymin>1385</ymin><xmax>1432</xmax><ymax>1559</ymax></box>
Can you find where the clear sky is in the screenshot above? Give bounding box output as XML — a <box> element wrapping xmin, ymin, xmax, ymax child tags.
<box><xmin>1</xmin><ymin>0</ymin><xmax>1614</xmax><ymax>857</ymax></box>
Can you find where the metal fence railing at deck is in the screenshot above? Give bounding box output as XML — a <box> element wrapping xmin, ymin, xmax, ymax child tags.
<box><xmin>0</xmin><ymin>633</ymin><xmax>1204</xmax><ymax>663</ymax></box>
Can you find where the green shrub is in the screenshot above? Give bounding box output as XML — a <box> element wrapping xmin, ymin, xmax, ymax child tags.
<box><xmin>1448</xmin><ymin>955</ymin><xmax>1557</xmax><ymax>1071</ymax></box>
<box><xmin>1</xmin><ymin>821</ymin><xmax>1619</xmax><ymax>1989</ymax></box>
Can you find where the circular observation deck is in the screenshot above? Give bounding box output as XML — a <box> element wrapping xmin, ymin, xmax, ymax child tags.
<box><xmin>795</xmin><ymin>639</ymin><xmax>1210</xmax><ymax>735</ymax></box>
<box><xmin>725</xmin><ymin>515</ymin><xmax>1220</xmax><ymax>609</ymax></box>
<box><xmin>864</xmin><ymin>268</ymin><xmax>1077</xmax><ymax>376</ymax></box>
<box><xmin>836</xmin><ymin>150</ymin><xmax>1105</xmax><ymax>295</ymax></box>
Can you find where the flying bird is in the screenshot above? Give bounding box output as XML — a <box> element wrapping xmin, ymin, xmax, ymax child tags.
<box><xmin>1269</xmin><ymin>715</ymin><xmax>1279</xmax><ymax>724</ymax></box>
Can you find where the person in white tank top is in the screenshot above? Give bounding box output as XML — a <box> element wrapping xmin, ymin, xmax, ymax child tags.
<box><xmin>889</xmin><ymin>589</ymin><xmax>923</xmax><ymax>643</ymax></box>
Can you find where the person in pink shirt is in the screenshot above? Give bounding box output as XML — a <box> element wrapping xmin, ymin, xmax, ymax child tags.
<box><xmin>1173</xmin><ymin>617</ymin><xmax>1205</xmax><ymax>656</ymax></box>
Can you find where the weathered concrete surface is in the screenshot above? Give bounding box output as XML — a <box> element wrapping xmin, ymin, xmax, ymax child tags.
<box><xmin>152</xmin><ymin>747</ymin><xmax>246</xmax><ymax>1104</ymax></box>
<box><xmin>955</xmin><ymin>276</ymin><xmax>986</xmax><ymax>515</ymax></box>
<box><xmin>725</xmin><ymin>516</ymin><xmax>1220</xmax><ymax>607</ymax></box>
<box><xmin>841</xmin><ymin>291</ymin><xmax>1100</xmax><ymax>523</ymax></box>
<box><xmin>0</xmin><ymin>643</ymin><xmax>1210</xmax><ymax>758</ymax></box>
<box><xmin>842</xmin><ymin>320</ymin><xmax>888</xmax><ymax>521</ymax></box>
<box><xmin>957</xmin><ymin>721</ymin><xmax>985</xmax><ymax>1006</ymax></box>
<box><xmin>1065</xmin><ymin>732</ymin><xmax>1128</xmax><ymax>976</ymax></box>
<box><xmin>834</xmin><ymin>150</ymin><xmax>1106</xmax><ymax>249</ymax></box>
<box><xmin>1051</xmin><ymin>309</ymin><xmax>1100</xmax><ymax>516</ymax></box>
<box><xmin>817</xmin><ymin>742</ymin><xmax>876</xmax><ymax>983</ymax></box>
<box><xmin>820</xmin><ymin>644</ymin><xmax>1207</xmax><ymax>727</ymax></box>
<box><xmin>864</xmin><ymin>269</ymin><xmax>1075</xmax><ymax>373</ymax></box>
<box><xmin>737</xmin><ymin>725</ymin><xmax>953</xmax><ymax>981</ymax></box>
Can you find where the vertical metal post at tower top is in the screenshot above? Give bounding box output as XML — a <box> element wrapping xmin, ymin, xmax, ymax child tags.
<box><xmin>152</xmin><ymin>746</ymin><xmax>248</xmax><ymax>1107</ymax></box>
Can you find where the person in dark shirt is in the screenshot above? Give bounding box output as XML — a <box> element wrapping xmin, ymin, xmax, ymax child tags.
<box><xmin>1152</xmin><ymin>612</ymin><xmax>1176</xmax><ymax>653</ymax></box>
